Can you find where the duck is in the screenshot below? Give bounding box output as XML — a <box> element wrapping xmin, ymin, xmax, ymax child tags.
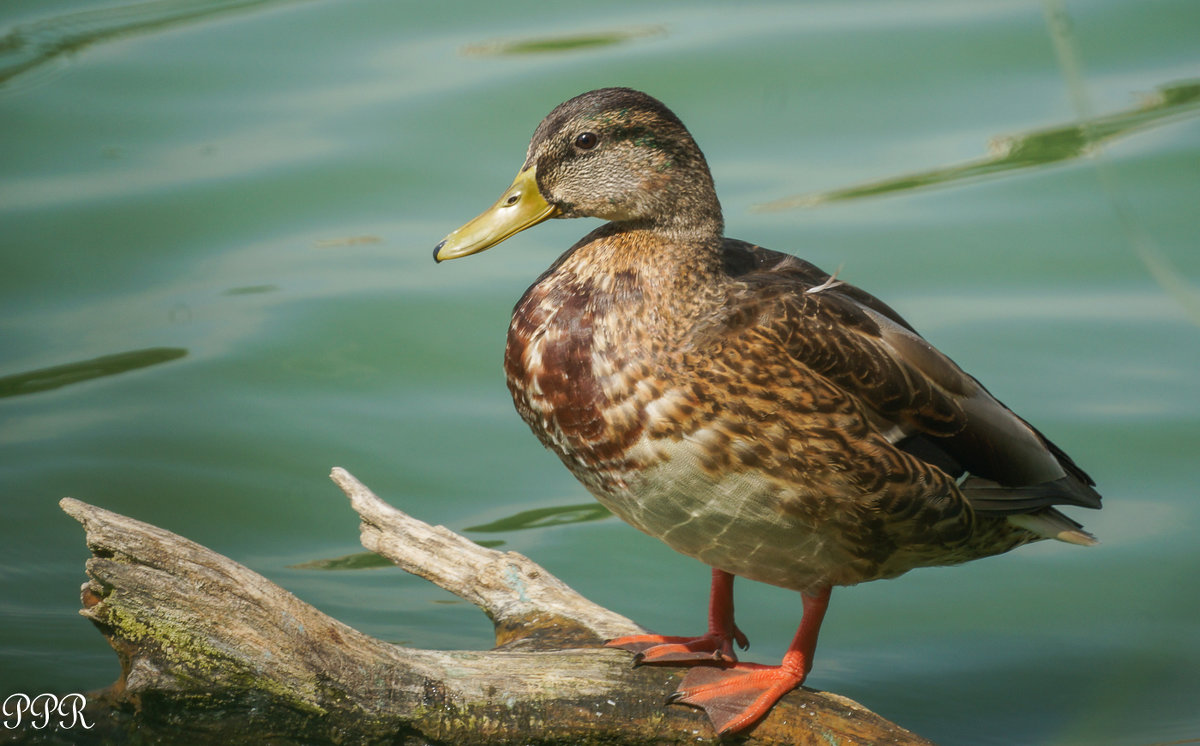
<box><xmin>433</xmin><ymin>87</ymin><xmax>1102</xmax><ymax>736</ymax></box>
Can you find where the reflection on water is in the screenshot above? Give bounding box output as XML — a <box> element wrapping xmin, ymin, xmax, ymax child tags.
<box><xmin>289</xmin><ymin>551</ymin><xmax>396</xmax><ymax>571</ymax></box>
<box><xmin>465</xmin><ymin>503</ymin><xmax>612</xmax><ymax>533</ymax></box>
<box><xmin>221</xmin><ymin>284</ymin><xmax>279</xmax><ymax>296</ymax></box>
<box><xmin>755</xmin><ymin>79</ymin><xmax>1200</xmax><ymax>210</ymax></box>
<box><xmin>462</xmin><ymin>26</ymin><xmax>664</xmax><ymax>56</ymax></box>
<box><xmin>0</xmin><ymin>347</ymin><xmax>187</xmax><ymax>399</ymax></box>
<box><xmin>0</xmin><ymin>0</ymin><xmax>306</xmax><ymax>90</ymax></box>
<box><xmin>289</xmin><ymin>504</ymin><xmax>616</xmax><ymax>564</ymax></box>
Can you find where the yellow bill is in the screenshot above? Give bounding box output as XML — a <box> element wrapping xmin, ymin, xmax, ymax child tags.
<box><xmin>433</xmin><ymin>165</ymin><xmax>559</xmax><ymax>262</ymax></box>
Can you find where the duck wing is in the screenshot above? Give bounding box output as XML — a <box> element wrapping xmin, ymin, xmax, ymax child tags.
<box><xmin>719</xmin><ymin>239</ymin><xmax>1102</xmax><ymax>517</ymax></box>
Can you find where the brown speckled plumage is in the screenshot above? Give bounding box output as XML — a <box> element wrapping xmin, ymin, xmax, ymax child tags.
<box><xmin>436</xmin><ymin>87</ymin><xmax>1101</xmax><ymax>734</ymax></box>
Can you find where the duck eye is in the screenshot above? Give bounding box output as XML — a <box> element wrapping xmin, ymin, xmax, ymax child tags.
<box><xmin>574</xmin><ymin>131</ymin><xmax>599</xmax><ymax>150</ymax></box>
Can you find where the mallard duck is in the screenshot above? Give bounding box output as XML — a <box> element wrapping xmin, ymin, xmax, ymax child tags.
<box><xmin>433</xmin><ymin>87</ymin><xmax>1101</xmax><ymax>735</ymax></box>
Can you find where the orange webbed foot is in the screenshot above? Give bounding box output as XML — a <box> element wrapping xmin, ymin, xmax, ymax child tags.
<box><xmin>607</xmin><ymin>576</ymin><xmax>832</xmax><ymax>736</ymax></box>
<box><xmin>667</xmin><ymin>663</ymin><xmax>805</xmax><ymax>735</ymax></box>
<box><xmin>664</xmin><ymin>584</ymin><xmax>832</xmax><ymax>735</ymax></box>
<box><xmin>605</xmin><ymin>626</ymin><xmax>749</xmax><ymax>665</ymax></box>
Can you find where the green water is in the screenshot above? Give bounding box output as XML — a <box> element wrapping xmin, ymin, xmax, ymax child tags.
<box><xmin>2</xmin><ymin>0</ymin><xmax>1198</xmax><ymax>743</ymax></box>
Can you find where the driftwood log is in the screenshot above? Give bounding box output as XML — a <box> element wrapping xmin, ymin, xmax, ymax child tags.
<box><xmin>23</xmin><ymin>468</ymin><xmax>934</xmax><ymax>745</ymax></box>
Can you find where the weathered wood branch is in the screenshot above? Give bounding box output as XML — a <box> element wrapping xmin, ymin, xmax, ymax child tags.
<box><xmin>335</xmin><ymin>466</ymin><xmax>643</xmax><ymax>649</ymax></box>
<box><xmin>29</xmin><ymin>468</ymin><xmax>933</xmax><ymax>745</ymax></box>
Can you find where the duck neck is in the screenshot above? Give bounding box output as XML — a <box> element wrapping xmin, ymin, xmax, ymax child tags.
<box><xmin>562</xmin><ymin>221</ymin><xmax>727</xmax><ymax>337</ymax></box>
<box><xmin>642</xmin><ymin>164</ymin><xmax>725</xmax><ymax>246</ymax></box>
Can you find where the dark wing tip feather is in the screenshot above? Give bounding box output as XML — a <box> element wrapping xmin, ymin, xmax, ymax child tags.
<box><xmin>961</xmin><ymin>476</ymin><xmax>1102</xmax><ymax>514</ymax></box>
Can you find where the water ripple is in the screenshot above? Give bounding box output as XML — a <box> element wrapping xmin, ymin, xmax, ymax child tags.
<box><xmin>0</xmin><ymin>0</ymin><xmax>309</xmax><ymax>92</ymax></box>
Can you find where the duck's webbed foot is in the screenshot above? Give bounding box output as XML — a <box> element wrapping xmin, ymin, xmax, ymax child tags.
<box><xmin>605</xmin><ymin>626</ymin><xmax>748</xmax><ymax>665</ymax></box>
<box><xmin>668</xmin><ymin>661</ymin><xmax>805</xmax><ymax>734</ymax></box>
<box><xmin>606</xmin><ymin>568</ymin><xmax>747</xmax><ymax>665</ymax></box>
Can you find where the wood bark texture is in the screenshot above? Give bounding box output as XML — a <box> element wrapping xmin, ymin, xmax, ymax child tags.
<box><xmin>18</xmin><ymin>468</ymin><xmax>934</xmax><ymax>745</ymax></box>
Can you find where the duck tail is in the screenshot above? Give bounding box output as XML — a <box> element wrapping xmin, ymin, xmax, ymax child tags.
<box><xmin>1007</xmin><ymin>508</ymin><xmax>1098</xmax><ymax>546</ymax></box>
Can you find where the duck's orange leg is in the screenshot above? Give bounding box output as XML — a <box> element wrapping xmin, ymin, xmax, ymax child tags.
<box><xmin>667</xmin><ymin>585</ymin><xmax>832</xmax><ymax>735</ymax></box>
<box><xmin>606</xmin><ymin>568</ymin><xmax>749</xmax><ymax>664</ymax></box>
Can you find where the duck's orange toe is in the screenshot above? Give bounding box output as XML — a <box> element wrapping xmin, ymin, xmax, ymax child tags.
<box><xmin>667</xmin><ymin>663</ymin><xmax>805</xmax><ymax>735</ymax></box>
<box><xmin>605</xmin><ymin>628</ymin><xmax>747</xmax><ymax>664</ymax></box>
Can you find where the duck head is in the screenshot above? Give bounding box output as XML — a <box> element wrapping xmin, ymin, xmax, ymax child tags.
<box><xmin>434</xmin><ymin>87</ymin><xmax>723</xmax><ymax>262</ymax></box>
